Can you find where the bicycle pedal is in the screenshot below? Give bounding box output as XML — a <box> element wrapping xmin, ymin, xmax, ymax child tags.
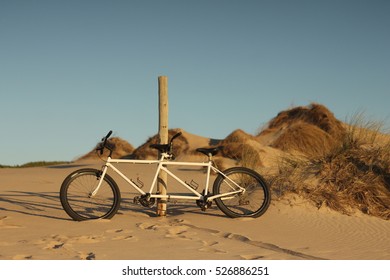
<box><xmin>133</xmin><ymin>196</ymin><xmax>141</xmax><ymax>204</ymax></box>
<box><xmin>196</xmin><ymin>199</ymin><xmax>212</xmax><ymax>211</ymax></box>
<box><xmin>239</xmin><ymin>200</ymin><xmax>250</xmax><ymax>206</ymax></box>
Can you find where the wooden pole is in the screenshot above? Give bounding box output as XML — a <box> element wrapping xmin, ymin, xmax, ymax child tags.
<box><xmin>157</xmin><ymin>76</ymin><xmax>168</xmax><ymax>216</ymax></box>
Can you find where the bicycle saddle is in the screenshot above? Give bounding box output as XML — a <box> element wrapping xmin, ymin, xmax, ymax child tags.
<box><xmin>150</xmin><ymin>144</ymin><xmax>170</xmax><ymax>153</ymax></box>
<box><xmin>196</xmin><ymin>146</ymin><xmax>223</xmax><ymax>157</ymax></box>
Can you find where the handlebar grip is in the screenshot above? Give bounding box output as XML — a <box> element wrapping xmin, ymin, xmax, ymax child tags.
<box><xmin>101</xmin><ymin>130</ymin><xmax>112</xmax><ymax>142</ymax></box>
<box><xmin>105</xmin><ymin>130</ymin><xmax>113</xmax><ymax>140</ymax></box>
<box><xmin>170</xmin><ymin>132</ymin><xmax>182</xmax><ymax>142</ymax></box>
<box><xmin>99</xmin><ymin>130</ymin><xmax>113</xmax><ymax>155</ymax></box>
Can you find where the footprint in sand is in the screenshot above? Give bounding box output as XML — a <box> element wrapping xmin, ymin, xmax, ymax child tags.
<box><xmin>37</xmin><ymin>235</ymin><xmax>71</xmax><ymax>252</ymax></box>
<box><xmin>166</xmin><ymin>226</ymin><xmax>198</xmax><ymax>241</ymax></box>
<box><xmin>86</xmin><ymin>252</ymin><xmax>96</xmax><ymax>260</ymax></box>
<box><xmin>137</xmin><ymin>220</ymin><xmax>198</xmax><ymax>241</ymax></box>
<box><xmin>12</xmin><ymin>255</ymin><xmax>33</xmax><ymax>260</ymax></box>
<box><xmin>105</xmin><ymin>229</ymin><xmax>125</xmax><ymax>234</ymax></box>
<box><xmin>43</xmin><ymin>241</ymin><xmax>65</xmax><ymax>250</ymax></box>
<box><xmin>198</xmin><ymin>241</ymin><xmax>227</xmax><ymax>254</ymax></box>
<box><xmin>111</xmin><ymin>235</ymin><xmax>136</xmax><ymax>241</ymax></box>
<box><xmin>48</xmin><ymin>234</ymin><xmax>68</xmax><ymax>242</ymax></box>
<box><xmin>39</xmin><ymin>234</ymin><xmax>103</xmax><ymax>255</ymax></box>
<box><xmin>136</xmin><ymin>218</ymin><xmax>189</xmax><ymax>231</ymax></box>
<box><xmin>166</xmin><ymin>225</ymin><xmax>188</xmax><ymax>235</ymax></box>
<box><xmin>78</xmin><ymin>252</ymin><xmax>96</xmax><ymax>260</ymax></box>
<box><xmin>105</xmin><ymin>228</ymin><xmax>138</xmax><ymax>241</ymax></box>
<box><xmin>0</xmin><ymin>216</ymin><xmax>23</xmax><ymax>229</ymax></box>
<box><xmin>240</xmin><ymin>254</ymin><xmax>265</xmax><ymax>260</ymax></box>
<box><xmin>136</xmin><ymin>222</ymin><xmax>160</xmax><ymax>231</ymax></box>
<box><xmin>74</xmin><ymin>235</ymin><xmax>103</xmax><ymax>244</ymax></box>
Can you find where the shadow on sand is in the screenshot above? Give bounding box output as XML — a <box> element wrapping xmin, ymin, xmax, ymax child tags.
<box><xmin>0</xmin><ymin>190</ymin><xmax>226</xmax><ymax>222</ymax></box>
<box><xmin>116</xmin><ymin>197</ymin><xmax>227</xmax><ymax>219</ymax></box>
<box><xmin>0</xmin><ymin>190</ymin><xmax>68</xmax><ymax>220</ymax></box>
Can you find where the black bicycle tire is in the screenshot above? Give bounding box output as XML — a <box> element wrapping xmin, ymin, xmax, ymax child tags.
<box><xmin>213</xmin><ymin>167</ymin><xmax>271</xmax><ymax>218</ymax></box>
<box><xmin>60</xmin><ymin>168</ymin><xmax>121</xmax><ymax>221</ymax></box>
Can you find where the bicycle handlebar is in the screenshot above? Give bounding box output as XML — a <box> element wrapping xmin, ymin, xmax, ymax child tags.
<box><xmin>97</xmin><ymin>130</ymin><xmax>113</xmax><ymax>155</ymax></box>
<box><xmin>170</xmin><ymin>132</ymin><xmax>182</xmax><ymax>144</ymax></box>
<box><xmin>102</xmin><ymin>130</ymin><xmax>113</xmax><ymax>142</ymax></box>
<box><xmin>97</xmin><ymin>130</ymin><xmax>182</xmax><ymax>157</ymax></box>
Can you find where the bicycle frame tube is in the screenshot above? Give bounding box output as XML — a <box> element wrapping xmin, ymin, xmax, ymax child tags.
<box><xmin>90</xmin><ymin>164</ymin><xmax>109</xmax><ymax>197</ymax></box>
<box><xmin>207</xmin><ymin>165</ymin><xmax>246</xmax><ymax>201</ymax></box>
<box><xmin>149</xmin><ymin>162</ymin><xmax>205</xmax><ymax>200</ymax></box>
<box><xmin>90</xmin><ymin>158</ymin><xmax>152</xmax><ymax>197</ymax></box>
<box><xmin>148</xmin><ymin>158</ymin><xmax>213</xmax><ymax>200</ymax></box>
<box><xmin>91</xmin><ymin>156</ymin><xmax>245</xmax><ymax>201</ymax></box>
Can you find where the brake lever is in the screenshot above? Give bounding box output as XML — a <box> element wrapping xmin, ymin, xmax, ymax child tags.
<box><xmin>98</xmin><ymin>130</ymin><xmax>113</xmax><ymax>155</ymax></box>
<box><xmin>170</xmin><ymin>132</ymin><xmax>182</xmax><ymax>144</ymax></box>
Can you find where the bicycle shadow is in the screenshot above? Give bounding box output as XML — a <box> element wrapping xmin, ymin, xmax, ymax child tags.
<box><xmin>0</xmin><ymin>190</ymin><xmax>227</xmax><ymax>222</ymax></box>
<box><xmin>120</xmin><ymin>197</ymin><xmax>227</xmax><ymax>219</ymax></box>
<box><xmin>0</xmin><ymin>190</ymin><xmax>69</xmax><ymax>221</ymax></box>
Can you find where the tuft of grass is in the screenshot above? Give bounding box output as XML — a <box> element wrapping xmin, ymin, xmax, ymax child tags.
<box><xmin>343</xmin><ymin>111</ymin><xmax>388</xmax><ymax>149</ymax></box>
<box><xmin>270</xmin><ymin>114</ymin><xmax>390</xmax><ymax>219</ymax></box>
<box><xmin>270</xmin><ymin>121</ymin><xmax>340</xmax><ymax>157</ymax></box>
<box><xmin>1</xmin><ymin>161</ymin><xmax>70</xmax><ymax>168</ymax></box>
<box><xmin>258</xmin><ymin>103</ymin><xmax>347</xmax><ymax>157</ymax></box>
<box><xmin>218</xmin><ymin>129</ymin><xmax>263</xmax><ymax>169</ymax></box>
<box><xmin>238</xmin><ymin>144</ymin><xmax>262</xmax><ymax>170</ymax></box>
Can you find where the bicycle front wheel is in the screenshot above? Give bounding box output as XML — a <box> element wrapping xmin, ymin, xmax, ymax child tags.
<box><xmin>213</xmin><ymin>167</ymin><xmax>270</xmax><ymax>218</ymax></box>
<box><xmin>60</xmin><ymin>168</ymin><xmax>121</xmax><ymax>221</ymax></box>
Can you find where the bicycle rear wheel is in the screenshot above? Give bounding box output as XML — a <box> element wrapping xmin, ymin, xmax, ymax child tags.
<box><xmin>213</xmin><ymin>167</ymin><xmax>270</xmax><ymax>218</ymax></box>
<box><xmin>60</xmin><ymin>168</ymin><xmax>121</xmax><ymax>221</ymax></box>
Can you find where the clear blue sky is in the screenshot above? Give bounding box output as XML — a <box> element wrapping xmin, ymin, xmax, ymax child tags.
<box><xmin>1</xmin><ymin>0</ymin><xmax>389</xmax><ymax>165</ymax></box>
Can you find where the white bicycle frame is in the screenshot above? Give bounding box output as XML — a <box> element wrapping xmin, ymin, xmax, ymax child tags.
<box><xmin>91</xmin><ymin>152</ymin><xmax>245</xmax><ymax>202</ymax></box>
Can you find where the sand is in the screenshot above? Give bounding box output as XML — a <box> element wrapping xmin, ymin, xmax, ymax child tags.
<box><xmin>1</xmin><ymin>160</ymin><xmax>389</xmax><ymax>260</ymax></box>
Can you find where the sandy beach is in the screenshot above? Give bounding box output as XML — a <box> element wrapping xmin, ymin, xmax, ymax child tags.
<box><xmin>1</xmin><ymin>161</ymin><xmax>389</xmax><ymax>260</ymax></box>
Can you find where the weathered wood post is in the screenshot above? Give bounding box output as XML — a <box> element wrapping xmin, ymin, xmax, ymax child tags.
<box><xmin>157</xmin><ymin>76</ymin><xmax>168</xmax><ymax>216</ymax></box>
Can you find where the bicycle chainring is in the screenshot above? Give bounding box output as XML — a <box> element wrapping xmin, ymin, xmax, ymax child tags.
<box><xmin>196</xmin><ymin>193</ymin><xmax>213</xmax><ymax>211</ymax></box>
<box><xmin>133</xmin><ymin>194</ymin><xmax>155</xmax><ymax>208</ymax></box>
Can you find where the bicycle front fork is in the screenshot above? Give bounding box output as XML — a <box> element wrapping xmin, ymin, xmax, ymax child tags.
<box><xmin>89</xmin><ymin>164</ymin><xmax>109</xmax><ymax>197</ymax></box>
